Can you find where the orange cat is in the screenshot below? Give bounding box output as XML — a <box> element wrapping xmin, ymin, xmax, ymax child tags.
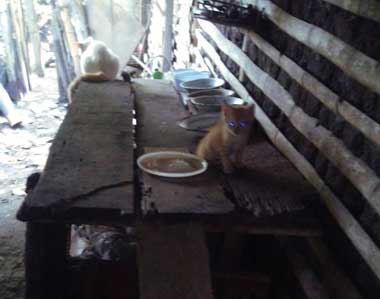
<box><xmin>196</xmin><ymin>103</ymin><xmax>255</xmax><ymax>174</ymax></box>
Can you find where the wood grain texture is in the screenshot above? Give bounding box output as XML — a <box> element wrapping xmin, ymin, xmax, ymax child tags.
<box><xmin>198</xmin><ymin>34</ymin><xmax>380</xmax><ymax>280</ymax></box>
<box><xmin>137</xmin><ymin>223</ymin><xmax>214</xmax><ymax>299</ymax></box>
<box><xmin>134</xmin><ymin>79</ymin><xmax>234</xmax><ymax>218</ymax></box>
<box><xmin>133</xmin><ymin>78</ymin><xmax>200</xmax><ymax>154</ymax></box>
<box><xmin>225</xmin><ymin>137</ymin><xmax>318</xmax><ymax>217</ymax></box>
<box><xmin>245</xmin><ymin>0</ymin><xmax>380</xmax><ymax>96</ymax></box>
<box><xmin>322</xmin><ymin>0</ymin><xmax>380</xmax><ymax>22</ymax></box>
<box><xmin>198</xmin><ymin>20</ymin><xmax>380</xmax><ymax>217</ymax></box>
<box><xmin>134</xmin><ymin>79</ymin><xmax>320</xmax><ymax>234</ymax></box>
<box><xmin>244</xmin><ymin>28</ymin><xmax>380</xmax><ymax>149</ymax></box>
<box><xmin>20</xmin><ymin>81</ymin><xmax>135</xmax><ymax>221</ymax></box>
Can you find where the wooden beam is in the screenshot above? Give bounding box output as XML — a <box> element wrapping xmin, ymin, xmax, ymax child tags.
<box><xmin>244</xmin><ymin>0</ymin><xmax>380</xmax><ymax>96</ymax></box>
<box><xmin>280</xmin><ymin>238</ymin><xmax>330</xmax><ymax>299</ymax></box>
<box><xmin>198</xmin><ymin>20</ymin><xmax>380</xmax><ymax>217</ymax></box>
<box><xmin>25</xmin><ymin>0</ymin><xmax>44</xmax><ymax>77</ymax></box>
<box><xmin>244</xmin><ymin>29</ymin><xmax>380</xmax><ymax>149</ymax></box>
<box><xmin>205</xmin><ymin>223</ymin><xmax>322</xmax><ymax>237</ymax></box>
<box><xmin>322</xmin><ymin>0</ymin><xmax>380</xmax><ymax>23</ymax></box>
<box><xmin>308</xmin><ymin>237</ymin><xmax>363</xmax><ymax>299</ymax></box>
<box><xmin>239</xmin><ymin>33</ymin><xmax>249</xmax><ymax>81</ymax></box>
<box><xmin>162</xmin><ymin>0</ymin><xmax>173</xmax><ymax>72</ymax></box>
<box><xmin>197</xmin><ymin>31</ymin><xmax>380</xmax><ymax>280</ymax></box>
<box><xmin>137</xmin><ymin>223</ymin><xmax>214</xmax><ymax>299</ymax></box>
<box><xmin>57</xmin><ymin>0</ymin><xmax>81</xmax><ymax>75</ymax></box>
<box><xmin>18</xmin><ymin>81</ymin><xmax>135</xmax><ymax>221</ymax></box>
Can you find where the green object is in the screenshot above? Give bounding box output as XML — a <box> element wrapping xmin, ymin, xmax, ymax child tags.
<box><xmin>152</xmin><ymin>69</ymin><xmax>164</xmax><ymax>80</ymax></box>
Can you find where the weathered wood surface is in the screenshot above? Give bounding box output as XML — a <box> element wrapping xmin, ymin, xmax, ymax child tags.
<box><xmin>18</xmin><ymin>81</ymin><xmax>135</xmax><ymax>222</ymax></box>
<box><xmin>137</xmin><ymin>223</ymin><xmax>214</xmax><ymax>299</ymax></box>
<box><xmin>225</xmin><ymin>136</ymin><xmax>319</xmax><ymax>217</ymax></box>
<box><xmin>199</xmin><ymin>20</ymin><xmax>380</xmax><ymax>217</ymax></box>
<box><xmin>134</xmin><ymin>79</ymin><xmax>200</xmax><ymax>153</ymax></box>
<box><xmin>198</xmin><ymin>28</ymin><xmax>380</xmax><ymax>281</ymax></box>
<box><xmin>134</xmin><ymin>79</ymin><xmax>234</xmax><ymax>218</ymax></box>
<box><xmin>134</xmin><ymin>79</ymin><xmax>320</xmax><ymax>234</ymax></box>
<box><xmin>245</xmin><ymin>0</ymin><xmax>380</xmax><ymax>96</ymax></box>
<box><xmin>245</xmin><ymin>28</ymin><xmax>380</xmax><ymax>149</ymax></box>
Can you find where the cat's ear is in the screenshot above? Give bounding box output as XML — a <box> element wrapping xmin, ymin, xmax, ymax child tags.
<box><xmin>77</xmin><ymin>37</ymin><xmax>93</xmax><ymax>51</ymax></box>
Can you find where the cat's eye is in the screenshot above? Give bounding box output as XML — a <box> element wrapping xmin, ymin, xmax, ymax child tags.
<box><xmin>239</xmin><ymin>121</ymin><xmax>246</xmax><ymax>127</ymax></box>
<box><xmin>228</xmin><ymin>121</ymin><xmax>235</xmax><ymax>128</ymax></box>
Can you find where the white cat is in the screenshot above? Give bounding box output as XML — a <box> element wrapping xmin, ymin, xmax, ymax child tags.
<box><xmin>78</xmin><ymin>37</ymin><xmax>120</xmax><ymax>80</ymax></box>
<box><xmin>67</xmin><ymin>37</ymin><xmax>120</xmax><ymax>103</ymax></box>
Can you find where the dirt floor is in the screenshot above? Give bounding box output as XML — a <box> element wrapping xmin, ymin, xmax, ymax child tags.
<box><xmin>0</xmin><ymin>68</ymin><xmax>65</xmax><ymax>299</ymax></box>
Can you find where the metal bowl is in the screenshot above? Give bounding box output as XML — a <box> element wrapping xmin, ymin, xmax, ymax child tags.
<box><xmin>188</xmin><ymin>88</ymin><xmax>234</xmax><ymax>98</ymax></box>
<box><xmin>190</xmin><ymin>96</ymin><xmax>246</xmax><ymax>113</ymax></box>
<box><xmin>180</xmin><ymin>78</ymin><xmax>225</xmax><ymax>91</ymax></box>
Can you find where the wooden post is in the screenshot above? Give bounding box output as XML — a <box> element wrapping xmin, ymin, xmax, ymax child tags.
<box><xmin>57</xmin><ymin>0</ymin><xmax>81</xmax><ymax>75</ymax></box>
<box><xmin>239</xmin><ymin>33</ymin><xmax>248</xmax><ymax>81</ymax></box>
<box><xmin>162</xmin><ymin>0</ymin><xmax>173</xmax><ymax>72</ymax></box>
<box><xmin>10</xmin><ymin>0</ymin><xmax>32</xmax><ymax>91</ymax></box>
<box><xmin>25</xmin><ymin>0</ymin><xmax>44</xmax><ymax>77</ymax></box>
<box><xmin>0</xmin><ymin>2</ymin><xmax>17</xmax><ymax>83</ymax></box>
<box><xmin>25</xmin><ymin>222</ymin><xmax>69</xmax><ymax>299</ymax></box>
<box><xmin>68</xmin><ymin>0</ymin><xmax>89</xmax><ymax>42</ymax></box>
<box><xmin>1</xmin><ymin>1</ymin><xmax>26</xmax><ymax>100</ymax></box>
<box><xmin>51</xmin><ymin>8</ymin><xmax>74</xmax><ymax>102</ymax></box>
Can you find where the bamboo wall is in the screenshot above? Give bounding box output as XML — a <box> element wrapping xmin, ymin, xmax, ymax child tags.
<box><xmin>191</xmin><ymin>0</ymin><xmax>380</xmax><ymax>296</ymax></box>
<box><xmin>147</xmin><ymin>0</ymin><xmax>194</xmax><ymax>70</ymax></box>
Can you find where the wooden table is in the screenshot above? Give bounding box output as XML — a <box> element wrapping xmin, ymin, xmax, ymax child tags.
<box><xmin>17</xmin><ymin>79</ymin><xmax>321</xmax><ymax>299</ymax></box>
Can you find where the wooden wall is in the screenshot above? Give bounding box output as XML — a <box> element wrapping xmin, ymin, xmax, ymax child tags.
<box><xmin>192</xmin><ymin>0</ymin><xmax>380</xmax><ymax>296</ymax></box>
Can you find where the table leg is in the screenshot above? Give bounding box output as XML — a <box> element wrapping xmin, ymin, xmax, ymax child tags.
<box><xmin>25</xmin><ymin>222</ymin><xmax>69</xmax><ymax>299</ymax></box>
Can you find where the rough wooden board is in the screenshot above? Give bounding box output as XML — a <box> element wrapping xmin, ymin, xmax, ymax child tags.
<box><xmin>134</xmin><ymin>79</ymin><xmax>320</xmax><ymax>229</ymax></box>
<box><xmin>133</xmin><ymin>79</ymin><xmax>202</xmax><ymax>155</ymax></box>
<box><xmin>225</xmin><ymin>136</ymin><xmax>319</xmax><ymax>217</ymax></box>
<box><xmin>137</xmin><ymin>223</ymin><xmax>214</xmax><ymax>299</ymax></box>
<box><xmin>141</xmin><ymin>165</ymin><xmax>234</xmax><ymax>216</ymax></box>
<box><xmin>21</xmin><ymin>81</ymin><xmax>135</xmax><ymax>219</ymax></box>
<box><xmin>134</xmin><ymin>79</ymin><xmax>234</xmax><ymax>217</ymax></box>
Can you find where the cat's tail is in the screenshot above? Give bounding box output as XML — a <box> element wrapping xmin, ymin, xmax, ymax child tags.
<box><xmin>67</xmin><ymin>72</ymin><xmax>109</xmax><ymax>103</ymax></box>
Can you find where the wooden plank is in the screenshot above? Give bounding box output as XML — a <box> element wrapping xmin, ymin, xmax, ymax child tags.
<box><xmin>322</xmin><ymin>0</ymin><xmax>380</xmax><ymax>23</ymax></box>
<box><xmin>245</xmin><ymin>0</ymin><xmax>380</xmax><ymax>96</ymax></box>
<box><xmin>307</xmin><ymin>237</ymin><xmax>363</xmax><ymax>299</ymax></box>
<box><xmin>19</xmin><ymin>81</ymin><xmax>135</xmax><ymax>222</ymax></box>
<box><xmin>137</xmin><ymin>223</ymin><xmax>214</xmax><ymax>299</ymax></box>
<box><xmin>134</xmin><ymin>79</ymin><xmax>320</xmax><ymax>232</ymax></box>
<box><xmin>244</xmin><ymin>28</ymin><xmax>380</xmax><ymax>149</ymax></box>
<box><xmin>134</xmin><ymin>79</ymin><xmax>235</xmax><ymax>219</ymax></box>
<box><xmin>280</xmin><ymin>238</ymin><xmax>331</xmax><ymax>299</ymax></box>
<box><xmin>140</xmin><ymin>150</ymin><xmax>234</xmax><ymax>218</ymax></box>
<box><xmin>134</xmin><ymin>79</ymin><xmax>198</xmax><ymax>152</ymax></box>
<box><xmin>213</xmin><ymin>272</ymin><xmax>271</xmax><ymax>299</ymax></box>
<box><xmin>225</xmin><ymin>136</ymin><xmax>319</xmax><ymax>217</ymax></box>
